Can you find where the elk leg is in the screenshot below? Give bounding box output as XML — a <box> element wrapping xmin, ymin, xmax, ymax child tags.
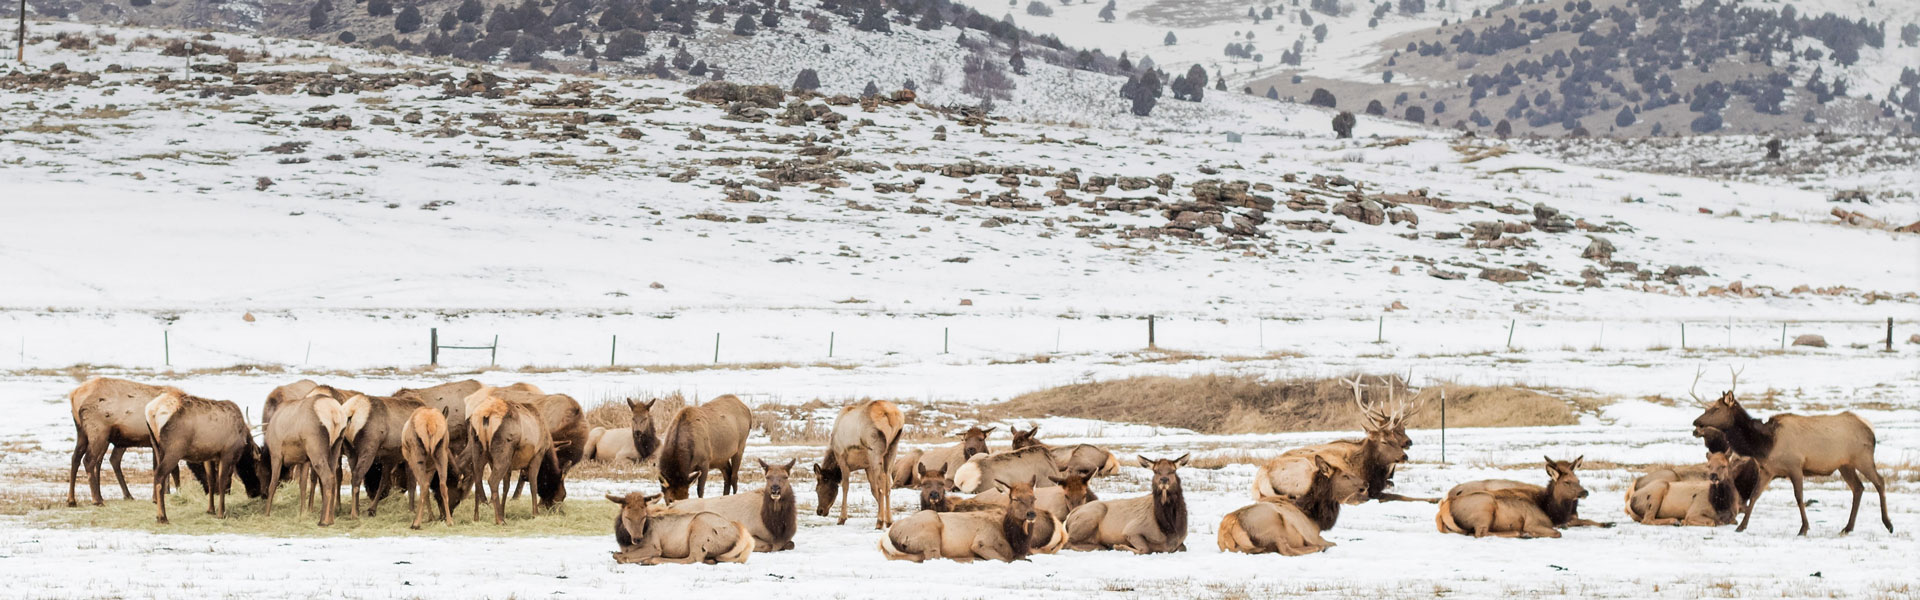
<box><xmin>1789</xmin><ymin>472</ymin><xmax>1809</xmax><ymax>536</ymax></box>
<box><xmin>696</xmin><ymin>468</ymin><xmax>708</xmax><ymax>499</ymax></box>
<box><xmin>205</xmin><ymin>463</ymin><xmax>217</xmax><ymax>515</ymax></box>
<box><xmin>1857</xmin><ymin>462</ymin><xmax>1893</xmax><ymax>533</ymax></box>
<box><xmin>492</xmin><ymin>468</ymin><xmax>508</xmax><ymax>526</ymax></box>
<box><xmin>526</xmin><ymin>463</ymin><xmax>541</xmax><ymax>518</ymax></box>
<box><xmin>407</xmin><ymin>460</ymin><xmax>429</xmax><ymax>530</ymax></box>
<box><xmin>263</xmin><ymin>449</ymin><xmax>284</xmax><ymax>517</ymax></box>
<box><xmin>725</xmin><ymin>453</ymin><xmax>742</xmax><ymax>495</ymax></box>
<box><xmin>296</xmin><ymin>464</ymin><xmax>311</xmax><ymax>518</ymax></box>
<box><xmin>1735</xmin><ymin>474</ymin><xmax>1775</xmax><ymax>532</ymax></box>
<box><xmin>111</xmin><ymin>446</ymin><xmax>134</xmax><ymax>501</ymax></box>
<box><xmin>436</xmin><ymin>449</ymin><xmax>453</xmax><ymax>526</ymax></box>
<box><xmin>367</xmin><ymin>463</ymin><xmax>394</xmax><ymax>517</ymax></box>
<box><xmin>305</xmin><ymin>437</ymin><xmax>338</xmax><ymax>526</ymax></box>
<box><xmin>1639</xmin><ymin>486</ymin><xmax>1671</xmax><ymax>525</ymax></box>
<box><xmin>83</xmin><ymin>435</ymin><xmax>110</xmax><ymax>506</ymax></box>
<box><xmin>151</xmin><ymin>446</ymin><xmax>171</xmax><ymax>524</ymax></box>
<box><xmin>869</xmin><ymin>456</ymin><xmax>892</xmax><ymax>529</ymax></box>
<box><xmin>837</xmin><ymin>470</ymin><xmax>852</xmax><ymax>525</ymax></box>
<box><xmin>66</xmin><ymin>426</ymin><xmax>86</xmax><ymax>507</ymax></box>
<box><xmin>1837</xmin><ymin>466</ymin><xmax>1864</xmax><ymax>534</ymax></box>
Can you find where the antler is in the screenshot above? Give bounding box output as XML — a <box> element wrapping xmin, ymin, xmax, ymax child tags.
<box><xmin>1340</xmin><ymin>377</ymin><xmax>1387</xmax><ymax>425</ymax></box>
<box><xmin>1687</xmin><ymin>366</ymin><xmax>1707</xmax><ymax>405</ymax></box>
<box><xmin>1726</xmin><ymin>365</ymin><xmax>1744</xmax><ymax>399</ymax></box>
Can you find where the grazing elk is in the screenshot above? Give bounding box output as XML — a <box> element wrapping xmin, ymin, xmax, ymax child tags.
<box><xmin>1008</xmin><ymin>426</ymin><xmax>1121</xmax><ymax>481</ymax></box>
<box><xmin>1626</xmin><ymin>452</ymin><xmax>1743</xmax><ymax>527</ymax></box>
<box><xmin>815</xmin><ymin>399</ymin><xmax>905</xmax><ymax>529</ymax></box>
<box><xmin>879</xmin><ymin>476</ymin><xmax>1066</xmax><ymax>562</ymax></box>
<box><xmin>466</xmin><ymin>390</ymin><xmax>559</xmax><ymax>525</ymax></box>
<box><xmin>608</xmin><ymin>492</ymin><xmax>754</xmax><ymax>565</ymax></box>
<box><xmin>340</xmin><ymin>393</ymin><xmax>429</xmax><ymax>517</ymax></box>
<box><xmin>401</xmin><ymin>406</ymin><xmax>454</xmax><ymax>529</ymax></box>
<box><xmin>1062</xmin><ymin>455</ymin><xmax>1190</xmax><ymax>554</ymax></box>
<box><xmin>68</xmin><ymin>377</ymin><xmax>179</xmax><ymax>506</ymax></box>
<box><xmin>261</xmin><ymin>388</ymin><xmax>350</xmax><ymax>525</ymax></box>
<box><xmin>1688</xmin><ymin>368</ymin><xmax>1891</xmax><ymax>535</ymax></box>
<box><xmin>391</xmin><ymin>379</ymin><xmax>485</xmax><ymax>507</ymax></box>
<box><xmin>891</xmin><ymin>426</ymin><xmax>994</xmax><ymax>489</ymax></box>
<box><xmin>475</xmin><ymin>385</ymin><xmax>586</xmax><ymax>506</ymax></box>
<box><xmin>1258</xmin><ymin>377</ymin><xmax>1432</xmax><ymax>504</ymax></box>
<box><xmin>952</xmin><ymin>446</ymin><xmax>1061</xmax><ymax>494</ymax></box>
<box><xmin>1437</xmin><ymin>457</ymin><xmax>1588</xmax><ymax>538</ymax></box>
<box><xmin>670</xmin><ymin>459</ymin><xmax>799</xmax><ymax>552</ymax></box>
<box><xmin>657</xmin><ymin>394</ymin><xmax>752</xmax><ymax>501</ymax></box>
<box><xmin>145</xmin><ymin>391</ymin><xmax>263</xmax><ymax>523</ymax></box>
<box><xmin>1219</xmin><ymin>455</ymin><xmax>1367</xmax><ymax>555</ymax></box>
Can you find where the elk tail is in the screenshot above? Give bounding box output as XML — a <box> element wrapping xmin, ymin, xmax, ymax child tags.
<box><xmin>718</xmin><ymin>523</ymin><xmax>754</xmax><ymax>564</ymax></box>
<box><xmin>143</xmin><ymin>391</ymin><xmax>183</xmax><ymax>447</ymax></box>
<box><xmin>1622</xmin><ymin>482</ymin><xmax>1639</xmax><ymax>520</ymax></box>
<box><xmin>1036</xmin><ymin>513</ymin><xmax>1069</xmax><ymax>554</ymax></box>
<box><xmin>877</xmin><ymin>529</ymin><xmax>912</xmax><ymax>561</ymax></box>
<box><xmin>1435</xmin><ymin>496</ymin><xmax>1463</xmax><ymax>534</ymax></box>
<box><xmin>1253</xmin><ymin>464</ymin><xmax>1280</xmax><ymax>500</ymax></box>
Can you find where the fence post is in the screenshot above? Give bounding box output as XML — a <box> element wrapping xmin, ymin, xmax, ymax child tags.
<box><xmin>829</xmin><ymin>332</ymin><xmax>835</xmax><ymax>358</ymax></box>
<box><xmin>1440</xmin><ymin>388</ymin><xmax>1447</xmax><ymax>463</ymax></box>
<box><xmin>489</xmin><ymin>335</ymin><xmax>498</xmax><ymax>366</ymax></box>
<box><xmin>1780</xmin><ymin>323</ymin><xmax>1787</xmax><ymax>350</ymax></box>
<box><xmin>943</xmin><ymin>327</ymin><xmax>949</xmax><ymax>354</ymax></box>
<box><xmin>430</xmin><ymin>328</ymin><xmax>439</xmax><ymax>366</ymax></box>
<box><xmin>1888</xmin><ymin>317</ymin><xmax>1895</xmax><ymax>352</ymax></box>
<box><xmin>1680</xmin><ymin>322</ymin><xmax>1687</xmax><ymax>350</ymax></box>
<box><xmin>1506</xmin><ymin>319</ymin><xmax>1516</xmax><ymax>350</ymax></box>
<box><xmin>1148</xmin><ymin>315</ymin><xmax>1157</xmax><ymax>348</ymax></box>
<box><xmin>713</xmin><ymin>333</ymin><xmax>721</xmax><ymax>364</ymax></box>
<box><xmin>610</xmin><ymin>334</ymin><xmax>618</xmax><ymax>367</ymax></box>
<box><xmin>1258</xmin><ymin>319</ymin><xmax>1264</xmax><ymax>348</ymax></box>
<box><xmin>163</xmin><ymin>330</ymin><xmax>171</xmax><ymax>367</ymax></box>
<box><xmin>1377</xmin><ymin>316</ymin><xmax>1384</xmax><ymax>343</ymax></box>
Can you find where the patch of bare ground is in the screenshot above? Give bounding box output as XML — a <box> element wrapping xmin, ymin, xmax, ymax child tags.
<box><xmin>993</xmin><ymin>374</ymin><xmax>1596</xmax><ymax>434</ymax></box>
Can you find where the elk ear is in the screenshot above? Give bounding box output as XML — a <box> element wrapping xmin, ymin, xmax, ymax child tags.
<box><xmin>982</xmin><ymin>426</ymin><xmax>997</xmax><ymax>435</ymax></box>
<box><xmin>1048</xmin><ymin>474</ymin><xmax>1068</xmax><ymax>485</ymax></box>
<box><xmin>1571</xmin><ymin>456</ymin><xmax>1584</xmax><ymax>470</ymax></box>
<box><xmin>644</xmin><ymin>398</ymin><xmax>657</xmax><ymax>409</ymax></box>
<box><xmin>917</xmin><ymin>463</ymin><xmax>931</xmax><ymax>478</ymax></box>
<box><xmin>1135</xmin><ymin>455</ymin><xmax>1152</xmax><ymax>468</ymax></box>
<box><xmin>993</xmin><ymin>478</ymin><xmax>1011</xmax><ymax>492</ymax></box>
<box><xmin>812</xmin><ymin>463</ymin><xmax>824</xmax><ymax>475</ymax></box>
<box><xmin>757</xmin><ymin>458</ymin><xmax>769</xmax><ymax>471</ymax></box>
<box><xmin>642</xmin><ymin>493</ymin><xmax>660</xmax><ymax>504</ymax></box>
<box><xmin>625</xmin><ymin>398</ymin><xmax>638</xmax><ymax>411</ymax></box>
<box><xmin>606</xmin><ymin>493</ymin><xmax>626</xmax><ymax>504</ymax></box>
<box><xmin>783</xmin><ymin>458</ymin><xmax>797</xmax><ymax>471</ymax></box>
<box><xmin>1174</xmin><ymin>453</ymin><xmax>1191</xmax><ymax>467</ymax></box>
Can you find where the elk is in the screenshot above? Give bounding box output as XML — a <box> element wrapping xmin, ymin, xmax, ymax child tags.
<box><xmin>340</xmin><ymin>393</ymin><xmax>429</xmax><ymax>517</ymax></box>
<box><xmin>915</xmin><ymin>464</ymin><xmax>954</xmax><ymax>512</ymax></box>
<box><xmin>654</xmin><ymin>394</ymin><xmax>752</xmax><ymax>501</ymax></box>
<box><xmin>608</xmin><ymin>492</ymin><xmax>754</xmax><ymax>565</ymax></box>
<box><xmin>891</xmin><ymin>426</ymin><xmax>993</xmax><ymax>489</ymax></box>
<box><xmin>1219</xmin><ymin>455</ymin><xmax>1366</xmax><ymax>554</ymax></box>
<box><xmin>583</xmin><ymin>398</ymin><xmax>672</xmax><ymax>464</ymax></box>
<box><xmin>474</xmin><ymin>386</ymin><xmax>587</xmax><ymax>506</ymax></box>
<box><xmin>261</xmin><ymin>388</ymin><xmax>350</xmax><ymax>526</ymax></box>
<box><xmin>391</xmin><ymin>380</ymin><xmax>485</xmax><ymax>507</ymax></box>
<box><xmin>1626</xmin><ymin>452</ymin><xmax>1743</xmax><ymax>526</ymax></box>
<box><xmin>401</xmin><ymin>406</ymin><xmax>454</xmax><ymax>529</ymax></box>
<box><xmin>669</xmin><ymin>459</ymin><xmax>800</xmax><ymax>552</ymax></box>
<box><xmin>68</xmin><ymin>377</ymin><xmax>179</xmax><ymax>506</ymax></box>
<box><xmin>970</xmin><ymin>470</ymin><xmax>1099</xmax><ymax>522</ymax></box>
<box><xmin>1437</xmin><ymin>457</ymin><xmax>1588</xmax><ymax>538</ymax></box>
<box><xmin>1008</xmin><ymin>426</ymin><xmax>1120</xmax><ymax>480</ymax></box>
<box><xmin>878</xmin><ymin>476</ymin><xmax>1066</xmax><ymax>562</ymax></box>
<box><xmin>1258</xmin><ymin>377</ymin><xmax>1432</xmax><ymax>504</ymax></box>
<box><xmin>145</xmin><ymin>391</ymin><xmax>262</xmax><ymax>523</ymax></box>
<box><xmin>1689</xmin><ymin>367</ymin><xmax>1891</xmax><ymax>535</ymax></box>
<box><xmin>467</xmin><ymin>391</ymin><xmax>558</xmax><ymax>525</ymax></box>
<box><xmin>815</xmin><ymin>399</ymin><xmax>905</xmax><ymax>529</ymax></box>
<box><xmin>952</xmin><ymin>446</ymin><xmax>1061</xmax><ymax>494</ymax></box>
<box><xmin>1062</xmin><ymin>455</ymin><xmax>1189</xmax><ymax>554</ymax></box>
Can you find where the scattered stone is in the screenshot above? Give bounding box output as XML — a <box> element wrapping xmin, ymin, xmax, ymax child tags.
<box><xmin>1332</xmin><ymin>198</ymin><xmax>1386</xmax><ymax>225</ymax></box>
<box><xmin>254</xmin><ymin>176</ymin><xmax>273</xmax><ymax>191</ymax></box>
<box><xmin>1428</xmin><ymin>267</ymin><xmax>1465</xmax><ymax>280</ymax></box>
<box><xmin>1478</xmin><ymin>268</ymin><xmax>1531</xmax><ymax>283</ymax></box>
<box><xmin>1791</xmin><ymin>334</ymin><xmax>1827</xmax><ymax>348</ymax></box>
<box><xmin>1582</xmin><ymin>237</ymin><xmax>1616</xmax><ymax>262</ymax></box>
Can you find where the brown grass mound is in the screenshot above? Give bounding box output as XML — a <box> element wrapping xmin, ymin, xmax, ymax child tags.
<box><xmin>994</xmin><ymin>374</ymin><xmax>1580</xmax><ymax>434</ymax></box>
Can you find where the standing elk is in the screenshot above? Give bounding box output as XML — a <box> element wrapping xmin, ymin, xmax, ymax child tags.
<box><xmin>1626</xmin><ymin>452</ymin><xmax>1743</xmax><ymax>527</ymax></box>
<box><xmin>340</xmin><ymin>393</ymin><xmax>428</xmax><ymax>517</ymax></box>
<box><xmin>608</xmin><ymin>492</ymin><xmax>754</xmax><ymax>565</ymax></box>
<box><xmin>815</xmin><ymin>399</ymin><xmax>905</xmax><ymax>529</ymax></box>
<box><xmin>144</xmin><ymin>391</ymin><xmax>263</xmax><ymax>523</ymax></box>
<box><xmin>1688</xmin><ymin>367</ymin><xmax>1892</xmax><ymax>535</ymax></box>
<box><xmin>657</xmin><ymin>394</ymin><xmax>753</xmax><ymax>501</ymax></box>
<box><xmin>891</xmin><ymin>426</ymin><xmax>993</xmax><ymax>489</ymax></box>
<box><xmin>1009</xmin><ymin>426</ymin><xmax>1121</xmax><ymax>481</ymax></box>
<box><xmin>1437</xmin><ymin>457</ymin><xmax>1588</xmax><ymax>538</ymax></box>
<box><xmin>391</xmin><ymin>379</ymin><xmax>485</xmax><ymax>507</ymax></box>
<box><xmin>1255</xmin><ymin>377</ymin><xmax>1433</xmax><ymax>504</ymax></box>
<box><xmin>1062</xmin><ymin>455</ymin><xmax>1190</xmax><ymax>554</ymax></box>
<box><xmin>261</xmin><ymin>388</ymin><xmax>350</xmax><ymax>526</ymax></box>
<box><xmin>670</xmin><ymin>459</ymin><xmax>800</xmax><ymax>552</ymax></box>
<box><xmin>1219</xmin><ymin>455</ymin><xmax>1367</xmax><ymax>555</ymax></box>
<box><xmin>466</xmin><ymin>389</ymin><xmax>559</xmax><ymax>525</ymax></box>
<box><xmin>68</xmin><ymin>377</ymin><xmax>179</xmax><ymax>506</ymax></box>
<box><xmin>879</xmin><ymin>476</ymin><xmax>1066</xmax><ymax>562</ymax></box>
<box><xmin>476</xmin><ymin>385</ymin><xmax>586</xmax><ymax>507</ymax></box>
<box><xmin>952</xmin><ymin>446</ymin><xmax>1061</xmax><ymax>494</ymax></box>
<box><xmin>401</xmin><ymin>407</ymin><xmax>454</xmax><ymax>529</ymax></box>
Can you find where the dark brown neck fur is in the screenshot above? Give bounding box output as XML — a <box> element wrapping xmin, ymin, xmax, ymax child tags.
<box><xmin>1716</xmin><ymin>406</ymin><xmax>1777</xmax><ymax>459</ymax></box>
<box><xmin>1000</xmin><ymin>511</ymin><xmax>1034</xmax><ymax>560</ymax></box>
<box><xmin>1153</xmin><ymin>483</ymin><xmax>1187</xmax><ymax>538</ymax></box>
<box><xmin>1356</xmin><ymin>438</ymin><xmax>1394</xmax><ymax>499</ymax></box>
<box><xmin>762</xmin><ymin>485</ymin><xmax>796</xmax><ymax>544</ymax></box>
<box><xmin>1295</xmin><ymin>471</ymin><xmax>1343</xmax><ymax>531</ymax></box>
<box><xmin>1534</xmin><ymin>486</ymin><xmax>1578</xmax><ymax>526</ymax></box>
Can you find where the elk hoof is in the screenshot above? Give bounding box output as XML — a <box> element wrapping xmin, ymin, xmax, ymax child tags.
<box><xmin>66</xmin><ymin>500</ymin><xmax>77</xmax><ymax>508</ymax></box>
<box><xmin>409</xmin><ymin>524</ymin><xmax>422</xmax><ymax>530</ymax></box>
<box><xmin>155</xmin><ymin>517</ymin><xmax>168</xmax><ymax>525</ymax></box>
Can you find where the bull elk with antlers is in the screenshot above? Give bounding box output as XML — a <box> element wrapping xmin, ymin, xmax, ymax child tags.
<box><xmin>1254</xmin><ymin>376</ymin><xmax>1433</xmax><ymax>504</ymax></box>
<box><xmin>1688</xmin><ymin>366</ymin><xmax>1892</xmax><ymax>536</ymax></box>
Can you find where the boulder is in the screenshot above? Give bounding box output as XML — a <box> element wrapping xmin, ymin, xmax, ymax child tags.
<box><xmin>1791</xmin><ymin>334</ymin><xmax>1827</xmax><ymax>348</ymax></box>
<box><xmin>1582</xmin><ymin>237</ymin><xmax>1616</xmax><ymax>262</ymax></box>
<box><xmin>1478</xmin><ymin>268</ymin><xmax>1531</xmax><ymax>283</ymax></box>
<box><xmin>1332</xmin><ymin>199</ymin><xmax>1386</xmax><ymax>225</ymax></box>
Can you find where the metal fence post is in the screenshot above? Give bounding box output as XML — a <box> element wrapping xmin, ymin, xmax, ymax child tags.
<box><xmin>489</xmin><ymin>335</ymin><xmax>498</xmax><ymax>366</ymax></box>
<box><xmin>430</xmin><ymin>328</ymin><xmax>439</xmax><ymax>366</ymax></box>
<box><xmin>610</xmin><ymin>334</ymin><xmax>618</xmax><ymax>367</ymax></box>
<box><xmin>1148</xmin><ymin>315</ymin><xmax>1157</xmax><ymax>348</ymax></box>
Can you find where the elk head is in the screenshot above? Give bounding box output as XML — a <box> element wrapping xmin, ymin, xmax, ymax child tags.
<box><xmin>1010</xmin><ymin>426</ymin><xmax>1043</xmax><ymax>450</ymax></box>
<box><xmin>995</xmin><ymin>475</ymin><xmax>1041</xmax><ymax>536</ymax></box>
<box><xmin>607</xmin><ymin>492</ymin><xmax>660</xmax><ymax>544</ymax></box>
<box><xmin>1544</xmin><ymin>456</ymin><xmax>1588</xmax><ymax>502</ymax></box>
<box><xmin>1342</xmin><ymin>376</ymin><xmax>1426</xmax><ymax>464</ymax></box>
<box><xmin>1313</xmin><ymin>455</ymin><xmax>1370</xmax><ymax>504</ymax></box>
<box><xmin>916</xmin><ymin>463</ymin><xmax>952</xmax><ymax>512</ymax></box>
<box><xmin>1689</xmin><ymin>366</ymin><xmax>1749</xmax><ymax>438</ymax></box>
<box><xmin>1048</xmin><ymin>470</ymin><xmax>1097</xmax><ymax>511</ymax></box>
<box><xmin>811</xmin><ymin>462</ymin><xmax>842</xmax><ymax>517</ymax></box>
<box><xmin>1137</xmin><ymin>454</ymin><xmax>1190</xmax><ymax>500</ymax></box>
<box><xmin>960</xmin><ymin>426</ymin><xmax>996</xmax><ymax>459</ymax></box>
<box><xmin>759</xmin><ymin>458</ymin><xmax>795</xmax><ymax>503</ymax></box>
<box><xmin>626</xmin><ymin>398</ymin><xmax>660</xmax><ymax>460</ymax></box>
<box><xmin>1703</xmin><ymin>451</ymin><xmax>1732</xmax><ymax>485</ymax></box>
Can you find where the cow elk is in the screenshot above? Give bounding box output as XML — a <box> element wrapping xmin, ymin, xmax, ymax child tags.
<box><xmin>401</xmin><ymin>407</ymin><xmax>455</xmax><ymax>529</ymax></box>
<box><xmin>891</xmin><ymin>426</ymin><xmax>993</xmax><ymax>489</ymax></box>
<box><xmin>815</xmin><ymin>400</ymin><xmax>905</xmax><ymax>529</ymax></box>
<box><xmin>68</xmin><ymin>377</ymin><xmax>179</xmax><ymax>506</ymax></box>
<box><xmin>1437</xmin><ymin>457</ymin><xmax>1588</xmax><ymax>538</ymax></box>
<box><xmin>953</xmin><ymin>446</ymin><xmax>1061</xmax><ymax>494</ymax></box>
<box><xmin>1626</xmin><ymin>452</ymin><xmax>1743</xmax><ymax>527</ymax></box>
<box><xmin>261</xmin><ymin>388</ymin><xmax>350</xmax><ymax>526</ymax></box>
<box><xmin>340</xmin><ymin>393</ymin><xmax>429</xmax><ymax>517</ymax></box>
<box><xmin>1689</xmin><ymin>367</ymin><xmax>1891</xmax><ymax>535</ymax></box>
<box><xmin>1008</xmin><ymin>426</ymin><xmax>1120</xmax><ymax>481</ymax></box>
<box><xmin>145</xmin><ymin>391</ymin><xmax>263</xmax><ymax>523</ymax></box>
<box><xmin>670</xmin><ymin>459</ymin><xmax>800</xmax><ymax>552</ymax></box>
<box><xmin>1218</xmin><ymin>455</ymin><xmax>1364</xmax><ymax>555</ymax></box>
<box><xmin>879</xmin><ymin>476</ymin><xmax>1066</xmax><ymax>562</ymax></box>
<box><xmin>1062</xmin><ymin>455</ymin><xmax>1189</xmax><ymax>554</ymax></box>
<box><xmin>608</xmin><ymin>492</ymin><xmax>754</xmax><ymax>565</ymax></box>
<box><xmin>657</xmin><ymin>395</ymin><xmax>753</xmax><ymax>501</ymax></box>
<box><xmin>466</xmin><ymin>390</ymin><xmax>558</xmax><ymax>525</ymax></box>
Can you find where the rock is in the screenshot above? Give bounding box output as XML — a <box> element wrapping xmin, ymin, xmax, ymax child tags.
<box><xmin>685</xmin><ymin>81</ymin><xmax>785</xmax><ymax>108</ymax></box>
<box><xmin>254</xmin><ymin>176</ymin><xmax>273</xmax><ymax>191</ymax></box>
<box><xmin>959</xmin><ymin>299</ymin><xmax>973</xmax><ymax>306</ymax></box>
<box><xmin>1468</xmin><ymin>221</ymin><xmax>1504</xmax><ymax>241</ymax></box>
<box><xmin>1908</xmin><ymin>333</ymin><xmax>1920</xmax><ymax>345</ymax></box>
<box><xmin>1478</xmin><ymin>268</ymin><xmax>1531</xmax><ymax>283</ymax></box>
<box><xmin>1660</xmin><ymin>265</ymin><xmax>1708</xmax><ymax>283</ymax></box>
<box><xmin>1791</xmin><ymin>334</ymin><xmax>1828</xmax><ymax>348</ymax></box>
<box><xmin>1428</xmin><ymin>267</ymin><xmax>1465</xmax><ymax>280</ymax></box>
<box><xmin>1388</xmin><ymin>208</ymin><xmax>1419</xmax><ymax>227</ymax></box>
<box><xmin>242</xmin><ymin>312</ymin><xmax>256</xmax><ymax>322</ymax></box>
<box><xmin>1582</xmin><ymin>237</ymin><xmax>1616</xmax><ymax>262</ymax></box>
<box><xmin>1386</xmin><ymin>301</ymin><xmax>1407</xmax><ymax>311</ymax></box>
<box><xmin>1332</xmin><ymin>199</ymin><xmax>1386</xmax><ymax>225</ymax></box>
<box><xmin>1532</xmin><ymin>203</ymin><xmax>1559</xmax><ymax>220</ymax></box>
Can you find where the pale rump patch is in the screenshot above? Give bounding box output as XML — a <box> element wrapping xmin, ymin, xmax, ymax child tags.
<box><xmin>311</xmin><ymin>396</ymin><xmax>348</xmax><ymax>445</ymax></box>
<box><xmin>407</xmin><ymin>407</ymin><xmax>448</xmax><ymax>447</ymax></box>
<box><xmin>341</xmin><ymin>394</ymin><xmax>374</xmax><ymax>442</ymax></box>
<box><xmin>867</xmin><ymin>402</ymin><xmax>904</xmax><ymax>437</ymax></box>
<box><xmin>143</xmin><ymin>391</ymin><xmax>185</xmax><ymax>440</ymax></box>
<box><xmin>467</xmin><ymin>395</ymin><xmax>510</xmax><ymax>450</ymax></box>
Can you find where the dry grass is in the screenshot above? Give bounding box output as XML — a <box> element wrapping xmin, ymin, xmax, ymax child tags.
<box><xmin>1452</xmin><ymin>143</ymin><xmax>1511</xmax><ymax>163</ymax></box>
<box><xmin>994</xmin><ymin>374</ymin><xmax>1586</xmax><ymax>434</ymax></box>
<box><xmin>28</xmin><ymin>484</ymin><xmax>615</xmax><ymax>538</ymax></box>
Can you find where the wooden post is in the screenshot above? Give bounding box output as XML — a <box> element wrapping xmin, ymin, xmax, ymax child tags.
<box><xmin>1148</xmin><ymin>315</ymin><xmax>1156</xmax><ymax>348</ymax></box>
<box><xmin>829</xmin><ymin>332</ymin><xmax>835</xmax><ymax>358</ymax></box>
<box><xmin>14</xmin><ymin>0</ymin><xmax>23</xmax><ymax>64</ymax></box>
<box><xmin>713</xmin><ymin>332</ymin><xmax>720</xmax><ymax>364</ymax></box>
<box><xmin>1506</xmin><ymin>319</ymin><xmax>1516</xmax><ymax>349</ymax></box>
<box><xmin>1377</xmin><ymin>315</ymin><xmax>1384</xmax><ymax>343</ymax></box>
<box><xmin>430</xmin><ymin>328</ymin><xmax>439</xmax><ymax>366</ymax></box>
<box><xmin>610</xmin><ymin>334</ymin><xmax>618</xmax><ymax>367</ymax></box>
<box><xmin>1440</xmin><ymin>388</ymin><xmax>1448</xmax><ymax>463</ymax></box>
<box><xmin>1680</xmin><ymin>322</ymin><xmax>1687</xmax><ymax>350</ymax></box>
<box><xmin>1888</xmin><ymin>317</ymin><xmax>1895</xmax><ymax>352</ymax></box>
<box><xmin>163</xmin><ymin>330</ymin><xmax>171</xmax><ymax>367</ymax></box>
<box><xmin>489</xmin><ymin>334</ymin><xmax>498</xmax><ymax>366</ymax></box>
<box><xmin>942</xmin><ymin>327</ymin><xmax>949</xmax><ymax>354</ymax></box>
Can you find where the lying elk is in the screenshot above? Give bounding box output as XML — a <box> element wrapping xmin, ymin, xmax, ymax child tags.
<box><xmin>658</xmin><ymin>394</ymin><xmax>752</xmax><ymax>501</ymax></box>
<box><xmin>960</xmin><ymin>469</ymin><xmax>1099</xmax><ymax>547</ymax></box>
<box><xmin>891</xmin><ymin>426</ymin><xmax>993</xmax><ymax>489</ymax></box>
<box><xmin>341</xmin><ymin>393</ymin><xmax>428</xmax><ymax>517</ymax></box>
<box><xmin>583</xmin><ymin>397</ymin><xmax>675</xmax><ymax>464</ymax></box>
<box><xmin>1689</xmin><ymin>367</ymin><xmax>1891</xmax><ymax>535</ymax></box>
<box><xmin>670</xmin><ymin>459</ymin><xmax>799</xmax><ymax>552</ymax></box>
<box><xmin>1259</xmin><ymin>377</ymin><xmax>1432</xmax><ymax>504</ymax></box>
<box><xmin>1218</xmin><ymin>455</ymin><xmax>1367</xmax><ymax>555</ymax></box>
<box><xmin>1063</xmin><ymin>455</ymin><xmax>1190</xmax><ymax>554</ymax></box>
<box><xmin>68</xmin><ymin>377</ymin><xmax>180</xmax><ymax>506</ymax></box>
<box><xmin>1625</xmin><ymin>428</ymin><xmax>1760</xmax><ymax>513</ymax></box>
<box><xmin>145</xmin><ymin>391</ymin><xmax>263</xmax><ymax>523</ymax></box>
<box><xmin>815</xmin><ymin>399</ymin><xmax>905</xmax><ymax>528</ymax></box>
<box><xmin>608</xmin><ymin>492</ymin><xmax>754</xmax><ymax>565</ymax></box>
<box><xmin>1626</xmin><ymin>452</ymin><xmax>1743</xmax><ymax>527</ymax></box>
<box><xmin>1437</xmin><ymin>457</ymin><xmax>1588</xmax><ymax>538</ymax></box>
<box><xmin>401</xmin><ymin>407</ymin><xmax>454</xmax><ymax>529</ymax></box>
<box><xmin>261</xmin><ymin>388</ymin><xmax>350</xmax><ymax>525</ymax></box>
<box><xmin>953</xmin><ymin>446</ymin><xmax>1060</xmax><ymax>494</ymax></box>
<box><xmin>1009</xmin><ymin>426</ymin><xmax>1121</xmax><ymax>480</ymax></box>
<box><xmin>879</xmin><ymin>476</ymin><xmax>1066</xmax><ymax>562</ymax></box>
<box><xmin>466</xmin><ymin>388</ymin><xmax>559</xmax><ymax>525</ymax></box>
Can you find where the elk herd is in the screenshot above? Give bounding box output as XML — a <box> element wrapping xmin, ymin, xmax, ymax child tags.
<box><xmin>62</xmin><ymin>366</ymin><xmax>1894</xmax><ymax>566</ymax></box>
